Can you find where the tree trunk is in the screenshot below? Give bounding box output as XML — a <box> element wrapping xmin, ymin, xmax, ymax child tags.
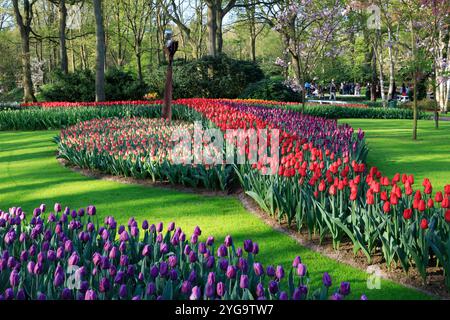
<box><xmin>411</xmin><ymin>19</ymin><xmax>418</xmax><ymax>140</ymax></box>
<box><xmin>21</xmin><ymin>29</ymin><xmax>36</xmax><ymax>102</ymax></box>
<box><xmin>93</xmin><ymin>0</ymin><xmax>106</xmax><ymax>102</ymax></box>
<box><xmin>371</xmin><ymin>47</ymin><xmax>377</xmax><ymax>102</ymax></box>
<box><xmin>216</xmin><ymin>12</ymin><xmax>223</xmax><ymax>54</ymax></box>
<box><xmin>59</xmin><ymin>0</ymin><xmax>68</xmax><ymax>74</ymax></box>
<box><xmin>387</xmin><ymin>28</ymin><xmax>396</xmax><ymax>100</ymax></box>
<box><xmin>12</xmin><ymin>0</ymin><xmax>36</xmax><ymax>103</ymax></box>
<box><xmin>136</xmin><ymin>50</ymin><xmax>143</xmax><ymax>82</ymax></box>
<box><xmin>206</xmin><ymin>1</ymin><xmax>217</xmax><ymax>57</ymax></box>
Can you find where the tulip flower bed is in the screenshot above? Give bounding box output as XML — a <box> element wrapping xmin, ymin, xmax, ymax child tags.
<box><xmin>55</xmin><ymin>98</ymin><xmax>450</xmax><ymax>288</ymax></box>
<box><xmin>57</xmin><ymin>118</ymin><xmax>231</xmax><ymax>190</ymax></box>
<box><xmin>0</xmin><ymin>203</ymin><xmax>358</xmax><ymax>300</ymax></box>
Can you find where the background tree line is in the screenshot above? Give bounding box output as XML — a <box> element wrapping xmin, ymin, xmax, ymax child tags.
<box><xmin>0</xmin><ymin>0</ymin><xmax>449</xmax><ymax>119</ymax></box>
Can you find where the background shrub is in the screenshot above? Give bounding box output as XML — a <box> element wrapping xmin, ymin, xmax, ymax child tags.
<box><xmin>147</xmin><ymin>54</ymin><xmax>265</xmax><ymax>99</ymax></box>
<box><xmin>240</xmin><ymin>78</ymin><xmax>303</xmax><ymax>102</ymax></box>
<box><xmin>40</xmin><ymin>68</ymin><xmax>147</xmax><ymax>102</ymax></box>
<box><xmin>105</xmin><ymin>68</ymin><xmax>148</xmax><ymax>101</ymax></box>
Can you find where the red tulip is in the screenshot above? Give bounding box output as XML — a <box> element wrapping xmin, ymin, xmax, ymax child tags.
<box><xmin>445</xmin><ymin>210</ymin><xmax>450</xmax><ymax>223</ymax></box>
<box><xmin>445</xmin><ymin>185</ymin><xmax>450</xmax><ymax>196</ymax></box>
<box><xmin>403</xmin><ymin>208</ymin><xmax>412</xmax><ymax>220</ymax></box>
<box><xmin>414</xmin><ymin>190</ymin><xmax>422</xmax><ymax>201</ymax></box>
<box><xmin>366</xmin><ymin>189</ymin><xmax>374</xmax><ymax>205</ymax></box>
<box><xmin>435</xmin><ymin>192</ymin><xmax>443</xmax><ymax>203</ymax></box>
<box><xmin>427</xmin><ymin>198</ymin><xmax>434</xmax><ymax>208</ymax></box>
<box><xmin>418</xmin><ymin>200</ymin><xmax>426</xmax><ymax>212</ymax></box>
<box><xmin>443</xmin><ymin>197</ymin><xmax>449</xmax><ymax>209</ymax></box>
<box><xmin>380</xmin><ymin>191</ymin><xmax>388</xmax><ymax>201</ymax></box>
<box><xmin>383</xmin><ymin>201</ymin><xmax>391</xmax><ymax>214</ymax></box>
<box><xmin>420</xmin><ymin>218</ymin><xmax>428</xmax><ymax>230</ymax></box>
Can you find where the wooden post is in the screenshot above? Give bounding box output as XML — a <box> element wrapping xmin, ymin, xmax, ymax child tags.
<box><xmin>162</xmin><ymin>40</ymin><xmax>178</xmax><ymax>121</ymax></box>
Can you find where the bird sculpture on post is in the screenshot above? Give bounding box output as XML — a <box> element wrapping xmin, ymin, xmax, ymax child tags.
<box><xmin>162</xmin><ymin>30</ymin><xmax>178</xmax><ymax>122</ymax></box>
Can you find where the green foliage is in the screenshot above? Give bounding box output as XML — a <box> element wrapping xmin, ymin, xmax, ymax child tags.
<box><xmin>240</xmin><ymin>78</ymin><xmax>303</xmax><ymax>102</ymax></box>
<box><xmin>40</xmin><ymin>70</ymin><xmax>96</xmax><ymax>102</ymax></box>
<box><xmin>105</xmin><ymin>67</ymin><xmax>148</xmax><ymax>101</ymax></box>
<box><xmin>147</xmin><ymin>54</ymin><xmax>265</xmax><ymax>99</ymax></box>
<box><xmin>0</xmin><ymin>88</ymin><xmax>24</xmax><ymax>103</ymax></box>
<box><xmin>0</xmin><ymin>104</ymin><xmax>203</xmax><ymax>131</ymax></box>
<box><xmin>40</xmin><ymin>68</ymin><xmax>148</xmax><ymax>102</ymax></box>
<box><xmin>283</xmin><ymin>104</ymin><xmax>430</xmax><ymax>120</ymax></box>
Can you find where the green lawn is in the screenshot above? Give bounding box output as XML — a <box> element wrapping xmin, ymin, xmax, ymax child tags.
<box><xmin>344</xmin><ymin>119</ymin><xmax>450</xmax><ymax>191</ymax></box>
<box><xmin>0</xmin><ymin>131</ymin><xmax>431</xmax><ymax>300</ymax></box>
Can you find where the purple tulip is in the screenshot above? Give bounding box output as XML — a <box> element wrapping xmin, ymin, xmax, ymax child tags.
<box><xmin>224</xmin><ymin>235</ymin><xmax>233</xmax><ymax>247</ymax></box>
<box><xmin>243</xmin><ymin>240</ymin><xmax>253</xmax><ymax>253</ymax></box>
<box><xmin>188</xmin><ymin>270</ymin><xmax>197</xmax><ymax>282</ymax></box>
<box><xmin>339</xmin><ymin>282</ymin><xmax>350</xmax><ymax>296</ymax></box>
<box><xmin>189</xmin><ymin>286</ymin><xmax>201</xmax><ymax>300</ymax></box>
<box><xmin>68</xmin><ymin>252</ymin><xmax>79</xmax><ymax>266</ymax></box>
<box><xmin>9</xmin><ymin>270</ymin><xmax>20</xmax><ymax>287</ymax></box>
<box><xmin>146</xmin><ymin>282</ymin><xmax>156</xmax><ymax>295</ymax></box>
<box><xmin>275</xmin><ymin>265</ymin><xmax>284</xmax><ymax>279</ymax></box>
<box><xmin>119</xmin><ymin>284</ymin><xmax>128</xmax><ymax>298</ymax></box>
<box><xmin>219</xmin><ymin>258</ymin><xmax>229</xmax><ymax>271</ymax></box>
<box><xmin>297</xmin><ymin>263</ymin><xmax>307</xmax><ymax>277</ymax></box>
<box><xmin>87</xmin><ymin>205</ymin><xmax>96</xmax><ymax>216</ymax></box>
<box><xmin>142</xmin><ymin>220</ymin><xmax>149</xmax><ymax>230</ymax></box>
<box><xmin>252</xmin><ymin>243</ymin><xmax>259</xmax><ymax>255</ymax></box>
<box><xmin>119</xmin><ymin>254</ymin><xmax>129</xmax><ymax>266</ymax></box>
<box><xmin>206</xmin><ymin>256</ymin><xmax>215</xmax><ymax>269</ymax></box>
<box><xmin>216</xmin><ymin>282</ymin><xmax>226</xmax><ymax>297</ymax></box>
<box><xmin>4</xmin><ymin>288</ymin><xmax>14</xmax><ymax>300</ymax></box>
<box><xmin>206</xmin><ymin>236</ymin><xmax>214</xmax><ymax>246</ymax></box>
<box><xmin>181</xmin><ymin>281</ymin><xmax>192</xmax><ymax>294</ymax></box>
<box><xmin>159</xmin><ymin>262</ymin><xmax>168</xmax><ymax>276</ymax></box>
<box><xmin>279</xmin><ymin>291</ymin><xmax>288</xmax><ymax>300</ymax></box>
<box><xmin>217</xmin><ymin>245</ymin><xmax>227</xmax><ymax>257</ymax></box>
<box><xmin>361</xmin><ymin>294</ymin><xmax>368</xmax><ymax>300</ymax></box>
<box><xmin>150</xmin><ymin>266</ymin><xmax>159</xmax><ymax>278</ymax></box>
<box><xmin>322</xmin><ymin>272</ymin><xmax>332</xmax><ymax>287</ymax></box>
<box><xmin>193</xmin><ymin>226</ymin><xmax>201</xmax><ymax>236</ymax></box>
<box><xmin>99</xmin><ymin>277</ymin><xmax>110</xmax><ymax>293</ymax></box>
<box><xmin>198</xmin><ymin>242</ymin><xmax>207</xmax><ymax>254</ymax></box>
<box><xmin>226</xmin><ymin>265</ymin><xmax>236</xmax><ymax>279</ymax></box>
<box><xmin>253</xmin><ymin>262</ymin><xmax>264</xmax><ymax>276</ymax></box>
<box><xmin>238</xmin><ymin>257</ymin><xmax>248</xmax><ymax>273</ymax></box>
<box><xmin>188</xmin><ymin>251</ymin><xmax>197</xmax><ymax>263</ymax></box>
<box><xmin>16</xmin><ymin>289</ymin><xmax>26</xmax><ymax>300</ymax></box>
<box><xmin>331</xmin><ymin>293</ymin><xmax>344</xmax><ymax>300</ymax></box>
<box><xmin>156</xmin><ymin>222</ymin><xmax>163</xmax><ymax>232</ymax></box>
<box><xmin>53</xmin><ymin>272</ymin><xmax>65</xmax><ymax>287</ymax></box>
<box><xmin>54</xmin><ymin>203</ymin><xmax>62</xmax><ymax>213</ymax></box>
<box><xmin>114</xmin><ymin>271</ymin><xmax>125</xmax><ymax>284</ymax></box>
<box><xmin>168</xmin><ymin>222</ymin><xmax>175</xmax><ymax>232</ymax></box>
<box><xmin>61</xmin><ymin>288</ymin><xmax>72</xmax><ymax>300</ymax></box>
<box><xmin>268</xmin><ymin>280</ymin><xmax>278</xmax><ymax>294</ymax></box>
<box><xmin>256</xmin><ymin>283</ymin><xmax>265</xmax><ymax>297</ymax></box>
<box><xmin>85</xmin><ymin>289</ymin><xmax>97</xmax><ymax>300</ymax></box>
<box><xmin>37</xmin><ymin>292</ymin><xmax>47</xmax><ymax>300</ymax></box>
<box><xmin>292</xmin><ymin>256</ymin><xmax>301</xmax><ymax>267</ymax></box>
<box><xmin>239</xmin><ymin>275</ymin><xmax>249</xmax><ymax>289</ymax></box>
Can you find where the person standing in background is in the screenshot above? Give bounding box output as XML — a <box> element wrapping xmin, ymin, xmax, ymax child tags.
<box><xmin>330</xmin><ymin>80</ymin><xmax>337</xmax><ymax>100</ymax></box>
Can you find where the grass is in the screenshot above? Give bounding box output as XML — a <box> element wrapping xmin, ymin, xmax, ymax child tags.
<box><xmin>0</xmin><ymin>130</ymin><xmax>432</xmax><ymax>300</ymax></box>
<box><xmin>343</xmin><ymin>119</ymin><xmax>450</xmax><ymax>191</ymax></box>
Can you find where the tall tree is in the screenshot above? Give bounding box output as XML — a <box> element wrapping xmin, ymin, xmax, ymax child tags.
<box><xmin>121</xmin><ymin>0</ymin><xmax>153</xmax><ymax>82</ymax></box>
<box><xmin>93</xmin><ymin>0</ymin><xmax>105</xmax><ymax>101</ymax></box>
<box><xmin>12</xmin><ymin>0</ymin><xmax>37</xmax><ymax>102</ymax></box>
